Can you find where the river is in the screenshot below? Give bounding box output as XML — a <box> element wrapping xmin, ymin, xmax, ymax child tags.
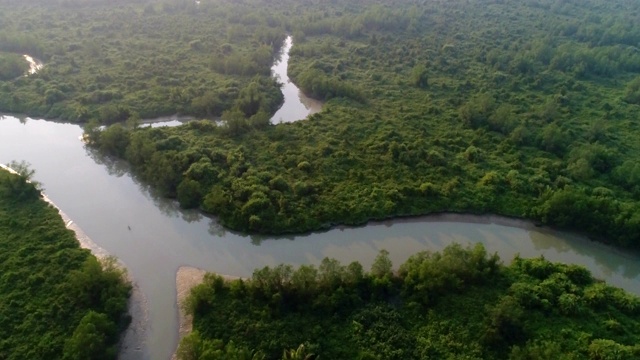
<box><xmin>146</xmin><ymin>36</ymin><xmax>320</xmax><ymax>128</ymax></box>
<box><xmin>1</xmin><ymin>39</ymin><xmax>640</xmax><ymax>360</ymax></box>
<box><xmin>270</xmin><ymin>36</ymin><xmax>322</xmax><ymax>124</ymax></box>
<box><xmin>23</xmin><ymin>54</ymin><xmax>43</xmax><ymax>75</ymax></box>
<box><xmin>2</xmin><ymin>115</ymin><xmax>640</xmax><ymax>359</ymax></box>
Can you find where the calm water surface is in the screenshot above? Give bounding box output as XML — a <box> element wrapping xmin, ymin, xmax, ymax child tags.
<box><xmin>2</xmin><ymin>117</ymin><xmax>639</xmax><ymax>359</ymax></box>
<box><xmin>270</xmin><ymin>36</ymin><xmax>322</xmax><ymax>123</ymax></box>
<box><xmin>145</xmin><ymin>36</ymin><xmax>320</xmax><ymax>129</ymax></box>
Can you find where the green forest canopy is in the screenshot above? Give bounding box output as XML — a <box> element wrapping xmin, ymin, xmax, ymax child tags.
<box><xmin>181</xmin><ymin>244</ymin><xmax>640</xmax><ymax>360</ymax></box>
<box><xmin>3</xmin><ymin>0</ymin><xmax>640</xmax><ymax>248</ymax></box>
<box><xmin>0</xmin><ymin>167</ymin><xmax>131</xmax><ymax>360</ymax></box>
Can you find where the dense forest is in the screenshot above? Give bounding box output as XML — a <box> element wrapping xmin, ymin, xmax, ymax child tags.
<box><xmin>0</xmin><ymin>166</ymin><xmax>131</xmax><ymax>359</ymax></box>
<box><xmin>3</xmin><ymin>0</ymin><xmax>640</xmax><ymax>248</ymax></box>
<box><xmin>0</xmin><ymin>0</ymin><xmax>284</xmax><ymax>122</ymax></box>
<box><xmin>180</xmin><ymin>244</ymin><xmax>640</xmax><ymax>359</ymax></box>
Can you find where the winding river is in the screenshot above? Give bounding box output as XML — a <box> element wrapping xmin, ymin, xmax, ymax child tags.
<box><xmin>270</xmin><ymin>36</ymin><xmax>322</xmax><ymax>123</ymax></box>
<box><xmin>23</xmin><ymin>54</ymin><xmax>43</xmax><ymax>75</ymax></box>
<box><xmin>1</xmin><ymin>40</ymin><xmax>639</xmax><ymax>360</ymax></box>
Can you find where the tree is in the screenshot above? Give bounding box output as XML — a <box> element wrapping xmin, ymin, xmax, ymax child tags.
<box><xmin>540</xmin><ymin>123</ymin><xmax>566</xmax><ymax>154</ymax></box>
<box><xmin>623</xmin><ymin>77</ymin><xmax>640</xmax><ymax>104</ymax></box>
<box><xmin>177</xmin><ymin>179</ymin><xmax>203</xmax><ymax>209</ymax></box>
<box><xmin>177</xmin><ymin>331</ymin><xmax>205</xmax><ymax>360</ymax></box>
<box><xmin>410</xmin><ymin>64</ymin><xmax>428</xmax><ymax>88</ymax></box>
<box><xmin>370</xmin><ymin>249</ymin><xmax>393</xmax><ymax>279</ymax></box>
<box><xmin>97</xmin><ymin>124</ymin><xmax>130</xmax><ymax>157</ymax></box>
<box><xmin>4</xmin><ymin>160</ymin><xmax>42</xmax><ymax>199</ymax></box>
<box><xmin>283</xmin><ymin>344</ymin><xmax>316</xmax><ymax>360</ymax></box>
<box><xmin>0</xmin><ymin>53</ymin><xmax>28</xmax><ymax>80</ymax></box>
<box><xmin>63</xmin><ymin>311</ymin><xmax>117</xmax><ymax>360</ymax></box>
<box><xmin>7</xmin><ymin>160</ymin><xmax>36</xmax><ymax>181</ymax></box>
<box><xmin>482</xmin><ymin>296</ymin><xmax>526</xmax><ymax>348</ymax></box>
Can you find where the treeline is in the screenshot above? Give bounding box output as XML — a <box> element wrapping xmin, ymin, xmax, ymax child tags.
<box><xmin>0</xmin><ymin>167</ymin><xmax>131</xmax><ymax>359</ymax></box>
<box><xmin>0</xmin><ymin>0</ymin><xmax>288</xmax><ymax>123</ymax></box>
<box><xmin>180</xmin><ymin>244</ymin><xmax>640</xmax><ymax>359</ymax></box>
<box><xmin>291</xmin><ymin>67</ymin><xmax>365</xmax><ymax>102</ymax></box>
<box><xmin>290</xmin><ymin>4</ymin><xmax>420</xmax><ymax>40</ymax></box>
<box><xmin>0</xmin><ymin>52</ymin><xmax>28</xmax><ymax>80</ymax></box>
<box><xmin>83</xmin><ymin>0</ymin><xmax>640</xmax><ymax>250</ymax></box>
<box><xmin>0</xmin><ymin>32</ymin><xmax>46</xmax><ymax>59</ymax></box>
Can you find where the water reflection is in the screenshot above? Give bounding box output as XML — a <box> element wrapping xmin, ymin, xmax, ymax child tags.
<box><xmin>530</xmin><ymin>229</ymin><xmax>640</xmax><ymax>280</ymax></box>
<box><xmin>2</xmin><ymin>115</ymin><xmax>640</xmax><ymax>360</ymax></box>
<box><xmin>85</xmin><ymin>146</ymin><xmax>128</xmax><ymax>178</ymax></box>
<box><xmin>85</xmin><ymin>145</ymin><xmax>205</xmax><ymax>223</ymax></box>
<box><xmin>270</xmin><ymin>36</ymin><xmax>323</xmax><ymax>123</ymax></box>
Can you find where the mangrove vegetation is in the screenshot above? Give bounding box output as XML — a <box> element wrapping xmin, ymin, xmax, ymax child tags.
<box><xmin>3</xmin><ymin>0</ymin><xmax>640</xmax><ymax>247</ymax></box>
<box><xmin>180</xmin><ymin>244</ymin><xmax>640</xmax><ymax>359</ymax></box>
<box><xmin>0</xmin><ymin>166</ymin><xmax>131</xmax><ymax>360</ymax></box>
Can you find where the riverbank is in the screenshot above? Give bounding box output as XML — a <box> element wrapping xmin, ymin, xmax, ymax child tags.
<box><xmin>4</xmin><ymin>115</ymin><xmax>640</xmax><ymax>360</ymax></box>
<box><xmin>43</xmin><ymin>183</ymin><xmax>149</xmax><ymax>360</ymax></box>
<box><xmin>173</xmin><ymin>267</ymin><xmax>241</xmax><ymax>360</ymax></box>
<box><xmin>0</xmin><ymin>163</ymin><xmax>146</xmax><ymax>359</ymax></box>
<box><xmin>0</xmin><ymin>164</ymin><xmax>133</xmax><ymax>358</ymax></box>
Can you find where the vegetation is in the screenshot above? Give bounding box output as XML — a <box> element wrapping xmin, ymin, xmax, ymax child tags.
<box><xmin>181</xmin><ymin>244</ymin><xmax>640</xmax><ymax>360</ymax></box>
<box><xmin>0</xmin><ymin>166</ymin><xmax>131</xmax><ymax>360</ymax></box>
<box><xmin>0</xmin><ymin>0</ymin><xmax>284</xmax><ymax>122</ymax></box>
<box><xmin>4</xmin><ymin>0</ymin><xmax>640</xmax><ymax>248</ymax></box>
<box><xmin>0</xmin><ymin>53</ymin><xmax>28</xmax><ymax>81</ymax></box>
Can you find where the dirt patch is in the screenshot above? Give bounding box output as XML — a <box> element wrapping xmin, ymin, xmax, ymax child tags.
<box><xmin>173</xmin><ymin>267</ymin><xmax>241</xmax><ymax>360</ymax></box>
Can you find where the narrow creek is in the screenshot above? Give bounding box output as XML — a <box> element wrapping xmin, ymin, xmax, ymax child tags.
<box><xmin>2</xmin><ymin>115</ymin><xmax>640</xmax><ymax>359</ymax></box>
<box><xmin>23</xmin><ymin>54</ymin><xmax>43</xmax><ymax>75</ymax></box>
<box><xmin>1</xmin><ymin>39</ymin><xmax>639</xmax><ymax>360</ymax></box>
<box><xmin>270</xmin><ymin>36</ymin><xmax>322</xmax><ymax>123</ymax></box>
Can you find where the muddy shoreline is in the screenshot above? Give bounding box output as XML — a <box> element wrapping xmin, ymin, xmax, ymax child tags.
<box><xmin>0</xmin><ymin>164</ymin><xmax>147</xmax><ymax>359</ymax></box>
<box><xmin>172</xmin><ymin>267</ymin><xmax>241</xmax><ymax>360</ymax></box>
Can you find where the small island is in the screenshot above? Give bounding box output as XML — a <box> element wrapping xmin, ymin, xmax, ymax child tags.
<box><xmin>178</xmin><ymin>245</ymin><xmax>640</xmax><ymax>359</ymax></box>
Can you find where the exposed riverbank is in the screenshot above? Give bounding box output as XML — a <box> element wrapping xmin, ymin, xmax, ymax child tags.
<box><xmin>0</xmin><ymin>163</ymin><xmax>146</xmax><ymax>359</ymax></box>
<box><xmin>3</xmin><ymin>117</ymin><xmax>640</xmax><ymax>360</ymax></box>
<box><xmin>270</xmin><ymin>35</ymin><xmax>323</xmax><ymax>123</ymax></box>
<box><xmin>173</xmin><ymin>267</ymin><xmax>241</xmax><ymax>360</ymax></box>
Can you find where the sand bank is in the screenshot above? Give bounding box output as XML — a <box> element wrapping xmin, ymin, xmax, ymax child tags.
<box><xmin>173</xmin><ymin>267</ymin><xmax>241</xmax><ymax>360</ymax></box>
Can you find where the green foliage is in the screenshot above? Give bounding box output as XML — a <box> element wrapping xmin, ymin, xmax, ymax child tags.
<box><xmin>0</xmin><ymin>168</ymin><xmax>131</xmax><ymax>360</ymax></box>
<box><xmin>0</xmin><ymin>52</ymin><xmax>28</xmax><ymax>80</ymax></box>
<box><xmin>177</xmin><ymin>331</ymin><xmax>265</xmax><ymax>360</ymax></box>
<box><xmin>292</xmin><ymin>67</ymin><xmax>365</xmax><ymax>102</ymax></box>
<box><xmin>184</xmin><ymin>244</ymin><xmax>640</xmax><ymax>360</ymax></box>
<box><xmin>410</xmin><ymin>64</ymin><xmax>428</xmax><ymax>89</ymax></box>
<box><xmin>62</xmin><ymin>311</ymin><xmax>117</xmax><ymax>360</ymax></box>
<box><xmin>623</xmin><ymin>77</ymin><xmax>640</xmax><ymax>105</ymax></box>
<box><xmin>529</xmin><ymin>187</ymin><xmax>640</xmax><ymax>247</ymax></box>
<box><xmin>178</xmin><ymin>179</ymin><xmax>203</xmax><ymax>209</ymax></box>
<box><xmin>9</xmin><ymin>0</ymin><xmax>640</xmax><ymax>249</ymax></box>
<box><xmin>0</xmin><ymin>0</ymin><xmax>285</xmax><ymax>122</ymax></box>
<box><xmin>399</xmin><ymin>243</ymin><xmax>500</xmax><ymax>305</ymax></box>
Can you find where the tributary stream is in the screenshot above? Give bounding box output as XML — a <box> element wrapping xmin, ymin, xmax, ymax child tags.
<box><xmin>1</xmin><ymin>38</ymin><xmax>639</xmax><ymax>360</ymax></box>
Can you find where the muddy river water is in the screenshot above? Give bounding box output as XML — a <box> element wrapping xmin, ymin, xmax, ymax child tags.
<box><xmin>2</xmin><ymin>116</ymin><xmax>639</xmax><ymax>359</ymax></box>
<box><xmin>1</xmin><ymin>38</ymin><xmax>639</xmax><ymax>360</ymax></box>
